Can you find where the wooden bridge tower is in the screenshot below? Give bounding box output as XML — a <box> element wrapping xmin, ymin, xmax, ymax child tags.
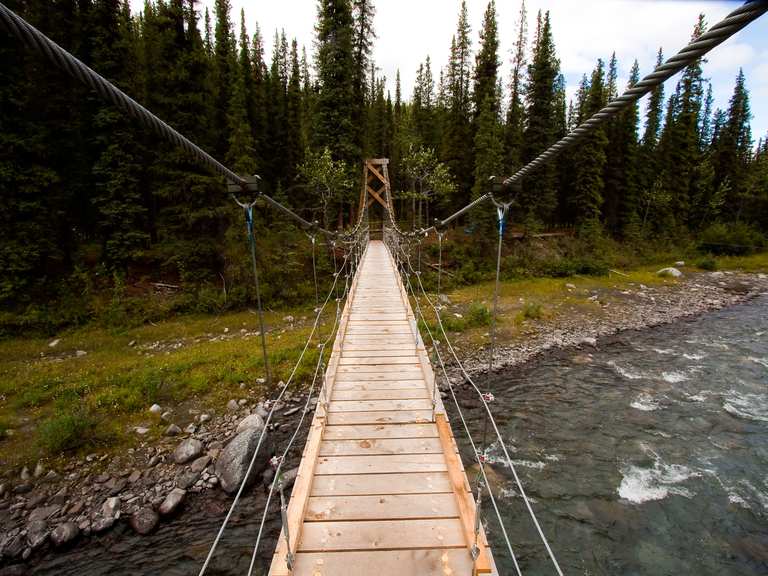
<box><xmin>358</xmin><ymin>158</ymin><xmax>393</xmax><ymax>239</ymax></box>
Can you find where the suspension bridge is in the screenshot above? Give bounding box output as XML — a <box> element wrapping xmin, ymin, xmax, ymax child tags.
<box><xmin>1</xmin><ymin>1</ymin><xmax>766</xmax><ymax>574</ymax></box>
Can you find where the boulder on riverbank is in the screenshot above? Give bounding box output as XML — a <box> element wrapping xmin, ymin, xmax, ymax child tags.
<box><xmin>215</xmin><ymin>427</ymin><xmax>273</xmax><ymax>493</ymax></box>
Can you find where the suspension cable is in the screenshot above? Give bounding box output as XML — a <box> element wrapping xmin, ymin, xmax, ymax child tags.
<box><xmin>387</xmin><ymin>232</ymin><xmax>523</xmax><ymax>575</ymax></box>
<box><xmin>392</xmin><ymin>236</ymin><xmax>564</xmax><ymax>576</ymax></box>
<box><xmin>234</xmin><ymin>196</ymin><xmax>272</xmax><ymax>385</ymax></box>
<box><xmin>0</xmin><ymin>1</ymin><xmax>344</xmax><ymax>239</ymax></box>
<box><xmin>421</xmin><ymin>0</ymin><xmax>768</xmax><ymax>234</ymax></box>
<box><xmin>197</xmin><ymin>238</ymin><xmax>359</xmax><ymax>576</ymax></box>
<box><xmin>246</xmin><ymin>260</ymin><xmax>350</xmax><ymax>575</ymax></box>
<box><xmin>488</xmin><ymin>198</ymin><xmax>512</xmax><ymax>374</ymax></box>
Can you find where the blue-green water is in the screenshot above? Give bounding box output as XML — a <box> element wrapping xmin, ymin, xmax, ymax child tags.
<box><xmin>470</xmin><ymin>295</ymin><xmax>768</xmax><ymax>575</ymax></box>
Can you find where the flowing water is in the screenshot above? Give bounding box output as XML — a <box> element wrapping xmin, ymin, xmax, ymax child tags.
<box><xmin>466</xmin><ymin>294</ymin><xmax>768</xmax><ymax>575</ymax></box>
<box><xmin>28</xmin><ymin>296</ymin><xmax>768</xmax><ymax>575</ymax></box>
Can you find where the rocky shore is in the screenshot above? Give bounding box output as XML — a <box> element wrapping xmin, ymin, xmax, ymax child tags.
<box><xmin>1</xmin><ymin>269</ymin><xmax>766</xmax><ymax>572</ymax></box>
<box><xmin>447</xmin><ymin>269</ymin><xmax>768</xmax><ymax>380</ymax></box>
<box><xmin>0</xmin><ymin>392</ymin><xmax>308</xmax><ymax>572</ymax></box>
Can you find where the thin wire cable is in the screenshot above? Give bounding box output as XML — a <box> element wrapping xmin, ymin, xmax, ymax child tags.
<box><xmin>386</xmin><ymin>232</ymin><xmax>523</xmax><ymax>575</ymax></box>
<box><xmin>246</xmin><ymin>262</ymin><xmax>350</xmax><ymax>575</ymax></box>
<box><xmin>420</xmin><ymin>0</ymin><xmax>768</xmax><ymax>233</ymax></box>
<box><xmin>395</xmin><ymin>238</ymin><xmax>564</xmax><ymax>576</ymax></box>
<box><xmin>0</xmin><ymin>1</ymin><xmax>342</xmax><ymax>240</ymax></box>
<box><xmin>197</xmin><ymin>241</ymin><xmax>358</xmax><ymax>576</ymax></box>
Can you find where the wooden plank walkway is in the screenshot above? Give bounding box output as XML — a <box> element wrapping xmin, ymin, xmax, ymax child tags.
<box><xmin>269</xmin><ymin>240</ymin><xmax>496</xmax><ymax>576</ymax></box>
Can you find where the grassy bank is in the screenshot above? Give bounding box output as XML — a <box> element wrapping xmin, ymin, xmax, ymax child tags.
<box><xmin>0</xmin><ymin>306</ymin><xmax>332</xmax><ymax>467</ymax></box>
<box><xmin>1</xmin><ymin>248</ymin><xmax>766</xmax><ymax>468</ymax></box>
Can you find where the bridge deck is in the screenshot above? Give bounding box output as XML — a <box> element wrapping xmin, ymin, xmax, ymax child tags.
<box><xmin>269</xmin><ymin>240</ymin><xmax>495</xmax><ymax>576</ymax></box>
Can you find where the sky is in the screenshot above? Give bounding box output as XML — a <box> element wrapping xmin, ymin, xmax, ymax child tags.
<box><xmin>134</xmin><ymin>0</ymin><xmax>768</xmax><ymax>141</ymax></box>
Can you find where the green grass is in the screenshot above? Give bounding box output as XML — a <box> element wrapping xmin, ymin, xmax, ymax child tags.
<box><xmin>0</xmin><ymin>306</ymin><xmax>329</xmax><ymax>464</ymax></box>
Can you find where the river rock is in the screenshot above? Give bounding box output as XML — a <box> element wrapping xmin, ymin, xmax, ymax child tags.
<box><xmin>20</xmin><ymin>467</ymin><xmax>30</xmax><ymax>481</ymax></box>
<box><xmin>226</xmin><ymin>399</ymin><xmax>239</xmax><ymax>412</ymax></box>
<box><xmin>161</xmin><ymin>411</ymin><xmax>173</xmax><ymax>423</ymax></box>
<box><xmin>199</xmin><ymin>414</ymin><xmax>211</xmax><ymax>424</ymax></box>
<box><xmin>102</xmin><ymin>496</ymin><xmax>120</xmax><ymax>518</ymax></box>
<box><xmin>173</xmin><ymin>439</ymin><xmax>203</xmax><ymax>464</ymax></box>
<box><xmin>28</xmin><ymin>505</ymin><xmax>58</xmax><ymax>522</ymax></box>
<box><xmin>2</xmin><ymin>534</ymin><xmax>25</xmax><ymax>558</ymax></box>
<box><xmin>164</xmin><ymin>424</ymin><xmax>182</xmax><ymax>436</ymax></box>
<box><xmin>176</xmin><ymin>470</ymin><xmax>200</xmax><ymax>490</ymax></box>
<box><xmin>129</xmin><ymin>507</ymin><xmax>159</xmax><ymax>535</ymax></box>
<box><xmin>128</xmin><ymin>470</ymin><xmax>142</xmax><ymax>484</ymax></box>
<box><xmin>657</xmin><ymin>267</ymin><xmax>683</xmax><ymax>278</ymax></box>
<box><xmin>235</xmin><ymin>413</ymin><xmax>265</xmax><ymax>435</ymax></box>
<box><xmin>91</xmin><ymin>515</ymin><xmax>114</xmax><ymax>533</ymax></box>
<box><xmin>26</xmin><ymin>520</ymin><xmax>48</xmax><ymax>549</ymax></box>
<box><xmin>33</xmin><ymin>461</ymin><xmax>45</xmax><ymax>478</ymax></box>
<box><xmin>51</xmin><ymin>486</ymin><xmax>68</xmax><ymax>505</ymax></box>
<box><xmin>158</xmin><ymin>488</ymin><xmax>186</xmax><ymax>516</ymax></box>
<box><xmin>50</xmin><ymin>522</ymin><xmax>79</xmax><ymax>547</ymax></box>
<box><xmin>190</xmin><ymin>455</ymin><xmax>211</xmax><ymax>474</ymax></box>
<box><xmin>215</xmin><ymin>427</ymin><xmax>273</xmax><ymax>493</ymax></box>
<box><xmin>149</xmin><ymin>404</ymin><xmax>162</xmax><ymax>415</ymax></box>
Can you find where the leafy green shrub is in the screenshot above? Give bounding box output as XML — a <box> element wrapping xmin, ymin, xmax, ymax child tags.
<box><xmin>699</xmin><ymin>222</ymin><xmax>765</xmax><ymax>255</ymax></box>
<box><xmin>696</xmin><ymin>256</ymin><xmax>718</xmax><ymax>271</ymax></box>
<box><xmin>519</xmin><ymin>302</ymin><xmax>543</xmax><ymax>321</ymax></box>
<box><xmin>37</xmin><ymin>407</ymin><xmax>99</xmax><ymax>454</ymax></box>
<box><xmin>467</xmin><ymin>302</ymin><xmax>491</xmax><ymax>327</ymax></box>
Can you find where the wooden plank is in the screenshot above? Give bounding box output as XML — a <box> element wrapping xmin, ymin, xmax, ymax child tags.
<box><xmin>339</xmin><ymin>354</ymin><xmax>419</xmax><ymax>366</ymax></box>
<box><xmin>341</xmin><ymin>349</ymin><xmax>417</xmax><ymax>357</ymax></box>
<box><xmin>315</xmin><ymin>454</ymin><xmax>447</xmax><ymax>475</ymax></box>
<box><xmin>333</xmin><ymin>380</ymin><xmax>425</xmax><ymax>391</ymax></box>
<box><xmin>335</xmin><ymin>372</ymin><xmax>424</xmax><ymax>382</ymax></box>
<box><xmin>290</xmin><ymin>549</ymin><xmax>476</xmax><ymax>576</ymax></box>
<box><xmin>305</xmin><ymin>493</ymin><xmax>459</xmax><ymax>521</ymax></box>
<box><xmin>436</xmin><ymin>414</ymin><xmax>492</xmax><ymax>574</ymax></box>
<box><xmin>311</xmin><ymin>472</ymin><xmax>452</xmax><ymax>496</ymax></box>
<box><xmin>328</xmin><ymin>399</ymin><xmax>433</xmax><ymax>412</ymax></box>
<box><xmin>322</xmin><ymin>423</ymin><xmax>438</xmax><ymax>440</ymax></box>
<box><xmin>297</xmin><ymin>518</ymin><xmax>466</xmax><ymax>552</ymax></box>
<box><xmin>327</xmin><ymin>410</ymin><xmax>433</xmax><ymax>425</ymax></box>
<box><xmin>336</xmin><ymin>365</ymin><xmax>422</xmax><ymax>373</ymax></box>
<box><xmin>332</xmin><ymin>389</ymin><xmax>429</xmax><ymax>401</ymax></box>
<box><xmin>319</xmin><ymin>437</ymin><xmax>443</xmax><ymax>456</ymax></box>
<box><xmin>338</xmin><ymin>356</ymin><xmax>418</xmax><ymax>365</ymax></box>
<box><xmin>270</xmin><ymin>419</ymin><xmax>325</xmax><ymax>576</ymax></box>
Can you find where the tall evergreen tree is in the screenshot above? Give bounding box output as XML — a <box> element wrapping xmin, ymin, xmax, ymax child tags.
<box><xmin>213</xmin><ymin>0</ymin><xmax>234</xmax><ymax>157</ymax></box>
<box><xmin>313</xmin><ymin>0</ymin><xmax>358</xmax><ymax>167</ymax></box>
<box><xmin>473</xmin><ymin>1</ymin><xmax>499</xmax><ymax>120</ymax></box>
<box><xmin>521</xmin><ymin>10</ymin><xmax>560</xmax><ymax>223</ymax></box>
<box><xmin>441</xmin><ymin>1</ymin><xmax>474</xmax><ymax>209</ymax></box>
<box><xmin>505</xmin><ymin>0</ymin><xmax>527</xmax><ymax>171</ymax></box>
<box><xmin>572</xmin><ymin>59</ymin><xmax>608</xmax><ymax>227</ymax></box>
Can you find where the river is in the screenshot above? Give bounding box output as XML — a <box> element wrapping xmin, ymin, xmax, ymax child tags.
<box><xmin>29</xmin><ymin>296</ymin><xmax>768</xmax><ymax>575</ymax></box>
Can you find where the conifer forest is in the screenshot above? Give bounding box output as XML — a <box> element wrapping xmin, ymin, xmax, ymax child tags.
<box><xmin>1</xmin><ymin>0</ymin><xmax>767</xmax><ymax>333</ymax></box>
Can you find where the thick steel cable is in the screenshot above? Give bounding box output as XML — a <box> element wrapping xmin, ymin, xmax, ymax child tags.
<box><xmin>422</xmin><ymin>0</ymin><xmax>768</xmax><ymax>233</ymax></box>
<box><xmin>394</xmin><ymin>238</ymin><xmax>564</xmax><ymax>576</ymax></box>
<box><xmin>0</xmin><ymin>1</ymin><xmax>341</xmax><ymax>239</ymax></box>
<box><xmin>197</xmin><ymin>241</ymin><xmax>358</xmax><ymax>576</ymax></box>
<box><xmin>246</xmin><ymin>259</ymin><xmax>350</xmax><ymax>576</ymax></box>
<box><xmin>387</xmin><ymin>235</ymin><xmax>523</xmax><ymax>575</ymax></box>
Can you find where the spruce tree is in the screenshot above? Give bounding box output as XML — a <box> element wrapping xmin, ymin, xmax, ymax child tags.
<box><xmin>213</xmin><ymin>0</ymin><xmax>234</xmax><ymax>157</ymax></box>
<box><xmin>473</xmin><ymin>1</ymin><xmax>499</xmax><ymax>120</ymax></box>
<box><xmin>572</xmin><ymin>59</ymin><xmax>608</xmax><ymax>227</ymax></box>
<box><xmin>521</xmin><ymin>10</ymin><xmax>560</xmax><ymax>224</ymax></box>
<box><xmin>313</xmin><ymin>0</ymin><xmax>358</xmax><ymax>168</ymax></box>
<box><xmin>441</xmin><ymin>1</ymin><xmax>474</xmax><ymax>210</ymax></box>
<box><xmin>505</xmin><ymin>0</ymin><xmax>527</xmax><ymax>171</ymax></box>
